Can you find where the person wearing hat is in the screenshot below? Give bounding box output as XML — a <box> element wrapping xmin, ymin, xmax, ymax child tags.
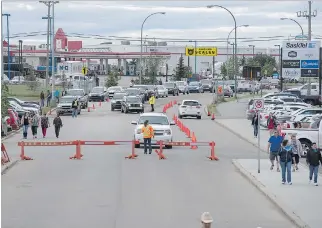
<box><xmin>149</xmin><ymin>92</ymin><xmax>156</xmax><ymax>112</ymax></box>
<box><xmin>141</xmin><ymin>120</ymin><xmax>154</xmax><ymax>154</ymax></box>
<box><xmin>201</xmin><ymin>212</ymin><xmax>213</xmax><ymax>228</ymax></box>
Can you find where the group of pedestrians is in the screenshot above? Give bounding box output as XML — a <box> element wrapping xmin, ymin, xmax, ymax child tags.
<box><xmin>267</xmin><ymin>130</ymin><xmax>322</xmax><ymax>186</ymax></box>
<box><xmin>40</xmin><ymin>89</ymin><xmax>61</xmax><ymax>108</ymax></box>
<box><xmin>21</xmin><ymin>112</ymin><xmax>63</xmax><ymax>139</ymax></box>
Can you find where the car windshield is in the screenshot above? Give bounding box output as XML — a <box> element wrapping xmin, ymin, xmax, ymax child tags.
<box><xmin>108</xmin><ymin>87</ymin><xmax>121</xmax><ymax>91</ymax></box>
<box><xmin>113</xmin><ymin>93</ymin><xmax>126</xmax><ymax>99</ymax></box>
<box><xmin>138</xmin><ymin>116</ymin><xmax>169</xmax><ymax>125</ymax></box>
<box><xmin>189</xmin><ymin>82</ymin><xmax>199</xmax><ymax>86</ymax></box>
<box><xmin>183</xmin><ymin>101</ymin><xmax>199</xmax><ymax>106</ymax></box>
<box><xmin>67</xmin><ymin>90</ymin><xmax>83</xmax><ymax>96</ymax></box>
<box><xmin>164</xmin><ymin>83</ymin><xmax>175</xmax><ymax>88</ymax></box>
<box><xmin>127</xmin><ymin>97</ymin><xmax>141</xmax><ymax>103</ymax></box>
<box><xmin>60</xmin><ymin>97</ymin><xmax>76</xmax><ymax>103</ymax></box>
<box><xmin>176</xmin><ymin>81</ymin><xmax>185</xmax><ymax>86</ymax></box>
<box><xmin>133</xmin><ymin>85</ymin><xmax>148</xmax><ymax>90</ymax></box>
<box><xmin>92</xmin><ymin>87</ymin><xmax>104</xmax><ymax>93</ymax></box>
<box><xmin>157</xmin><ymin>85</ymin><xmax>165</xmax><ymax>90</ymax></box>
<box><xmin>125</xmin><ymin>89</ymin><xmax>140</xmax><ymax>95</ymax></box>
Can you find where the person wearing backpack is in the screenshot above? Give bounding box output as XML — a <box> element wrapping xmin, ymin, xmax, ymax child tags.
<box><xmin>53</xmin><ymin>113</ymin><xmax>63</xmax><ymax>138</ymax></box>
<box><xmin>31</xmin><ymin>113</ymin><xmax>40</xmax><ymax>139</ymax></box>
<box><xmin>40</xmin><ymin>113</ymin><xmax>50</xmax><ymax>138</ymax></box>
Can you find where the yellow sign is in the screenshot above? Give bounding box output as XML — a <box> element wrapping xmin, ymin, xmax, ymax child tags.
<box><xmin>82</xmin><ymin>67</ymin><xmax>88</xmax><ymax>75</ymax></box>
<box><xmin>185</xmin><ymin>47</ymin><xmax>217</xmax><ymax>56</ymax></box>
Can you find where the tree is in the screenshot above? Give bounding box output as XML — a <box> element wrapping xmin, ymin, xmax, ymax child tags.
<box><xmin>105</xmin><ymin>72</ymin><xmax>119</xmax><ymax>88</ymax></box>
<box><xmin>174</xmin><ymin>56</ymin><xmax>189</xmax><ymax>81</ymax></box>
<box><xmin>144</xmin><ymin>56</ymin><xmax>166</xmax><ymax>84</ymax></box>
<box><xmin>220</xmin><ymin>63</ymin><xmax>227</xmax><ymax>76</ymax></box>
<box><xmin>246</xmin><ymin>54</ymin><xmax>277</xmax><ymax>76</ymax></box>
<box><xmin>25</xmin><ymin>70</ymin><xmax>39</xmax><ymax>91</ymax></box>
<box><xmin>1</xmin><ymin>83</ymin><xmax>9</xmax><ymax>117</ymax></box>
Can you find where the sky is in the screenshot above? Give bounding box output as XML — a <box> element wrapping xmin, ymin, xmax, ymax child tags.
<box><xmin>2</xmin><ymin>1</ymin><xmax>322</xmax><ymax>48</ymax></box>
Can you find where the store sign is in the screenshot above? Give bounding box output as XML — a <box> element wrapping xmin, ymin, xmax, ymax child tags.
<box><xmin>282</xmin><ymin>41</ymin><xmax>320</xmax><ymax>78</ymax></box>
<box><xmin>185</xmin><ymin>47</ymin><xmax>217</xmax><ymax>56</ymax></box>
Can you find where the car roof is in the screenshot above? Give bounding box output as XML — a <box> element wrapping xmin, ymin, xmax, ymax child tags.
<box><xmin>140</xmin><ymin>112</ymin><xmax>168</xmax><ymax>117</ymax></box>
<box><xmin>61</xmin><ymin>95</ymin><xmax>77</xmax><ymax>98</ymax></box>
<box><xmin>182</xmin><ymin>99</ymin><xmax>199</xmax><ymax>103</ymax></box>
<box><xmin>126</xmin><ymin>95</ymin><xmax>140</xmax><ymax>98</ymax></box>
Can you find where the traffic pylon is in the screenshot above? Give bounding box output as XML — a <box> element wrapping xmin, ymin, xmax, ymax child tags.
<box><xmin>99</xmin><ymin>101</ymin><xmax>102</xmax><ymax>107</ymax></box>
<box><xmin>207</xmin><ymin>110</ymin><xmax>211</xmax><ymax>116</ymax></box>
<box><xmin>1</xmin><ymin>143</ymin><xmax>10</xmax><ymax>164</ymax></box>
<box><xmin>173</xmin><ymin>100</ymin><xmax>177</xmax><ymax>105</ymax></box>
<box><xmin>106</xmin><ymin>97</ymin><xmax>110</xmax><ymax>102</ymax></box>
<box><xmin>186</xmin><ymin>128</ymin><xmax>191</xmax><ymax>138</ymax></box>
<box><xmin>170</xmin><ymin>101</ymin><xmax>173</xmax><ymax>107</ymax></box>
<box><xmin>92</xmin><ymin>103</ymin><xmax>95</xmax><ymax>109</ymax></box>
<box><xmin>88</xmin><ymin>107</ymin><xmax>91</xmax><ymax>112</ymax></box>
<box><xmin>163</xmin><ymin>106</ymin><xmax>166</xmax><ymax>113</ymax></box>
<box><xmin>211</xmin><ymin>113</ymin><xmax>215</xmax><ymax>120</ymax></box>
<box><xmin>190</xmin><ymin>132</ymin><xmax>198</xmax><ymax>149</ymax></box>
<box><xmin>155</xmin><ymin>149</ymin><xmax>166</xmax><ymax>160</ymax></box>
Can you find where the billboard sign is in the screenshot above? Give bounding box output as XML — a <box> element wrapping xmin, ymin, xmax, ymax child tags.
<box><xmin>282</xmin><ymin>41</ymin><xmax>320</xmax><ymax>78</ymax></box>
<box><xmin>185</xmin><ymin>47</ymin><xmax>217</xmax><ymax>56</ymax></box>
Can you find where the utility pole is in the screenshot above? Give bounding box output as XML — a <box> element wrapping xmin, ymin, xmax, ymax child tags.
<box><xmin>297</xmin><ymin>1</ymin><xmax>317</xmax><ymax>95</ymax></box>
<box><xmin>40</xmin><ymin>1</ymin><xmax>52</xmax><ymax>87</ymax></box>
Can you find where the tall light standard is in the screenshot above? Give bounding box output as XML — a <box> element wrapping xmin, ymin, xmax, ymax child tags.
<box><xmin>2</xmin><ymin>13</ymin><xmax>11</xmax><ymax>79</ymax></box>
<box><xmin>51</xmin><ymin>1</ymin><xmax>59</xmax><ymax>97</ymax></box>
<box><xmin>248</xmin><ymin>45</ymin><xmax>255</xmax><ymax>57</ymax></box>
<box><xmin>140</xmin><ymin>12</ymin><xmax>166</xmax><ymax>84</ymax></box>
<box><xmin>226</xmin><ymin>25</ymin><xmax>249</xmax><ymax>80</ymax></box>
<box><xmin>207</xmin><ymin>4</ymin><xmax>238</xmax><ymax>99</ymax></box>
<box><xmin>280</xmin><ymin>18</ymin><xmax>304</xmax><ymax>36</ymax></box>
<box><xmin>274</xmin><ymin>44</ymin><xmax>282</xmax><ymax>91</ymax></box>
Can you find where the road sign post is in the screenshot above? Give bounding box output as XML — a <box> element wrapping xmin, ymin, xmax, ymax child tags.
<box><xmin>253</xmin><ymin>99</ymin><xmax>264</xmax><ymax>173</ymax></box>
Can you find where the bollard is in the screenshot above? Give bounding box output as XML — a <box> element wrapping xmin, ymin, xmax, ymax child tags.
<box><xmin>125</xmin><ymin>140</ymin><xmax>138</xmax><ymax>159</ymax></box>
<box><xmin>20</xmin><ymin>142</ymin><xmax>33</xmax><ymax>160</ymax></box>
<box><xmin>207</xmin><ymin>141</ymin><xmax>219</xmax><ymax>161</ymax></box>
<box><xmin>201</xmin><ymin>212</ymin><xmax>213</xmax><ymax>228</ymax></box>
<box><xmin>157</xmin><ymin>141</ymin><xmax>166</xmax><ymax>160</ymax></box>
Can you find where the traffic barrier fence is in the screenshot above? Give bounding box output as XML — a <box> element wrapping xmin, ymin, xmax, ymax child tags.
<box><xmin>1</xmin><ymin>143</ymin><xmax>10</xmax><ymax>165</ymax></box>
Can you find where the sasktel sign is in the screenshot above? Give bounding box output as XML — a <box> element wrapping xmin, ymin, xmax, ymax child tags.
<box><xmin>284</xmin><ymin>42</ymin><xmax>318</xmax><ymax>49</ymax></box>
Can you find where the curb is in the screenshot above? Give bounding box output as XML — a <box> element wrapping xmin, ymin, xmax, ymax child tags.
<box><xmin>1</xmin><ymin>160</ymin><xmax>19</xmax><ymax>175</ymax></box>
<box><xmin>232</xmin><ymin>159</ymin><xmax>310</xmax><ymax>228</ymax></box>
<box><xmin>2</xmin><ymin>107</ymin><xmax>57</xmax><ymax>141</ymax></box>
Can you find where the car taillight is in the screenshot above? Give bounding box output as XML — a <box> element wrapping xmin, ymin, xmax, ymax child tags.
<box><xmin>196</xmin><ymin>106</ymin><xmax>200</xmax><ymax>109</ymax></box>
<box><xmin>265</xmin><ymin>116</ymin><xmax>269</xmax><ymax>119</ymax></box>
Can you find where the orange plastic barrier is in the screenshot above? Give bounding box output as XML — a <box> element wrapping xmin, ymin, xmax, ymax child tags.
<box><xmin>155</xmin><ymin>140</ymin><xmax>218</xmax><ymax>161</ymax></box>
<box><xmin>17</xmin><ymin>140</ymin><xmax>139</xmax><ymax>160</ymax></box>
<box><xmin>1</xmin><ymin>143</ymin><xmax>10</xmax><ymax>165</ymax></box>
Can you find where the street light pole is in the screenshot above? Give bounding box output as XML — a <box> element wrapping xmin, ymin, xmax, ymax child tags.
<box><xmin>51</xmin><ymin>1</ymin><xmax>59</xmax><ymax>99</ymax></box>
<box><xmin>207</xmin><ymin>5</ymin><xmax>238</xmax><ymax>99</ymax></box>
<box><xmin>140</xmin><ymin>12</ymin><xmax>166</xmax><ymax>84</ymax></box>
<box><xmin>280</xmin><ymin>18</ymin><xmax>304</xmax><ymax>36</ymax></box>
<box><xmin>297</xmin><ymin>1</ymin><xmax>317</xmax><ymax>95</ymax></box>
<box><xmin>274</xmin><ymin>45</ymin><xmax>282</xmax><ymax>91</ymax></box>
<box><xmin>2</xmin><ymin>13</ymin><xmax>11</xmax><ymax>79</ymax></box>
<box><xmin>40</xmin><ymin>1</ymin><xmax>51</xmax><ymax>87</ymax></box>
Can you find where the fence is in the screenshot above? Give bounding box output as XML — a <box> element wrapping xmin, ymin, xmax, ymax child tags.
<box><xmin>1</xmin><ymin>143</ymin><xmax>10</xmax><ymax>165</ymax></box>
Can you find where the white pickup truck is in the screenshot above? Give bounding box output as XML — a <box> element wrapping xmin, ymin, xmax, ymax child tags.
<box><xmin>282</xmin><ymin>119</ymin><xmax>322</xmax><ymax>157</ymax></box>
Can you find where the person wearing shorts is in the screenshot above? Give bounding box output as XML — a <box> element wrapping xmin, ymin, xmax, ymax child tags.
<box><xmin>290</xmin><ymin>134</ymin><xmax>302</xmax><ymax>171</ymax></box>
<box><xmin>268</xmin><ymin>130</ymin><xmax>283</xmax><ymax>172</ymax></box>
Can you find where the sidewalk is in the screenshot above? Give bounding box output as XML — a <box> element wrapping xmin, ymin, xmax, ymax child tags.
<box><xmin>233</xmin><ymin>159</ymin><xmax>321</xmax><ymax>228</ymax></box>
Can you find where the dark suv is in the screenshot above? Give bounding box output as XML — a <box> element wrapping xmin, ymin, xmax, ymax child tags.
<box><xmin>164</xmin><ymin>82</ymin><xmax>179</xmax><ymax>96</ymax></box>
<box><xmin>111</xmin><ymin>92</ymin><xmax>126</xmax><ymax>111</ymax></box>
<box><xmin>121</xmin><ymin>96</ymin><xmax>144</xmax><ymax>113</ymax></box>
<box><xmin>200</xmin><ymin>79</ymin><xmax>213</xmax><ymax>92</ymax></box>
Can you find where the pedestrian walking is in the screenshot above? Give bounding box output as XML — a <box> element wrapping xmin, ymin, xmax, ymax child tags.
<box><xmin>267</xmin><ymin>130</ymin><xmax>284</xmax><ymax>172</ymax></box>
<box><xmin>71</xmin><ymin>98</ymin><xmax>79</xmax><ymax>118</ymax></box>
<box><xmin>53</xmin><ymin>113</ymin><xmax>63</xmax><ymax>138</ymax></box>
<box><xmin>40</xmin><ymin>113</ymin><xmax>50</xmax><ymax>138</ymax></box>
<box><xmin>278</xmin><ymin>139</ymin><xmax>293</xmax><ymax>185</ymax></box>
<box><xmin>251</xmin><ymin>112</ymin><xmax>259</xmax><ymax>138</ymax></box>
<box><xmin>267</xmin><ymin>113</ymin><xmax>277</xmax><ymax>136</ymax></box>
<box><xmin>31</xmin><ymin>113</ymin><xmax>40</xmax><ymax>139</ymax></box>
<box><xmin>21</xmin><ymin>112</ymin><xmax>30</xmax><ymax>139</ymax></box>
<box><xmin>40</xmin><ymin>91</ymin><xmax>45</xmax><ymax>107</ymax></box>
<box><xmin>306</xmin><ymin>142</ymin><xmax>322</xmax><ymax>186</ymax></box>
<box><xmin>46</xmin><ymin>90</ymin><xmax>52</xmax><ymax>107</ymax></box>
<box><xmin>290</xmin><ymin>134</ymin><xmax>303</xmax><ymax>171</ymax></box>
<box><xmin>149</xmin><ymin>93</ymin><xmax>155</xmax><ymax>112</ymax></box>
<box><xmin>54</xmin><ymin>89</ymin><xmax>60</xmax><ymax>103</ymax></box>
<box><xmin>141</xmin><ymin>120</ymin><xmax>154</xmax><ymax>154</ymax></box>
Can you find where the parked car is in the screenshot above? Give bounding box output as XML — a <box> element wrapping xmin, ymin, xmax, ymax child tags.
<box><xmin>111</xmin><ymin>92</ymin><xmax>126</xmax><ymax>111</ymax></box>
<box><xmin>8</xmin><ymin>100</ymin><xmax>39</xmax><ymax>115</ymax></box>
<box><xmin>9</xmin><ymin>76</ymin><xmax>25</xmax><ymax>84</ymax></box>
<box><xmin>7</xmin><ymin>109</ymin><xmax>20</xmax><ymax>130</ymax></box>
<box><xmin>178</xmin><ymin>100</ymin><xmax>202</xmax><ymax>119</ymax></box>
<box><xmin>8</xmin><ymin>97</ymin><xmax>40</xmax><ymax>110</ymax></box>
<box><xmin>65</xmin><ymin>89</ymin><xmax>88</xmax><ymax>109</ymax></box>
<box><xmin>156</xmin><ymin>85</ymin><xmax>168</xmax><ymax>98</ymax></box>
<box><xmin>121</xmin><ymin>96</ymin><xmax>144</xmax><ymax>113</ymax></box>
<box><xmin>88</xmin><ymin>86</ymin><xmax>108</xmax><ymax>102</ymax></box>
<box><xmin>132</xmin><ymin>112</ymin><xmax>175</xmax><ymax>149</ymax></box>
<box><xmin>175</xmin><ymin>81</ymin><xmax>189</xmax><ymax>94</ymax></box>
<box><xmin>188</xmin><ymin>81</ymin><xmax>204</xmax><ymax>93</ymax></box>
<box><xmin>164</xmin><ymin>82</ymin><xmax>180</xmax><ymax>96</ymax></box>
<box><xmin>56</xmin><ymin>96</ymin><xmax>81</xmax><ymax>115</ymax></box>
<box><xmin>200</xmin><ymin>79</ymin><xmax>212</xmax><ymax>92</ymax></box>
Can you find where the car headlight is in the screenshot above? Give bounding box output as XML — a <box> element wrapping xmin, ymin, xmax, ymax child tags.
<box><xmin>140</xmin><ymin>103</ymin><xmax>143</xmax><ymax>107</ymax></box>
<box><xmin>111</xmin><ymin>100</ymin><xmax>116</xmax><ymax>103</ymax></box>
<box><xmin>136</xmin><ymin>129</ymin><xmax>142</xmax><ymax>134</ymax></box>
<box><xmin>165</xmin><ymin>129</ymin><xmax>171</xmax><ymax>135</ymax></box>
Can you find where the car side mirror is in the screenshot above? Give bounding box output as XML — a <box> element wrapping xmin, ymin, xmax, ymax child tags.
<box><xmin>177</xmin><ymin>103</ymin><xmax>181</xmax><ymax>105</ymax></box>
<box><xmin>199</xmin><ymin>104</ymin><xmax>202</xmax><ymax>106</ymax></box>
<box><xmin>170</xmin><ymin>121</ymin><xmax>176</xmax><ymax>125</ymax></box>
<box><xmin>131</xmin><ymin>121</ymin><xmax>137</xmax><ymax>125</ymax></box>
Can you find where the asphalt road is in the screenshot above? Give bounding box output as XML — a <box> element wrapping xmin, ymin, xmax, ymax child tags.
<box><xmin>2</xmin><ymin>92</ymin><xmax>295</xmax><ymax>228</ymax></box>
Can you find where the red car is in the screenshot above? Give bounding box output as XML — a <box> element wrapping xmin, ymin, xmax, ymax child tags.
<box><xmin>7</xmin><ymin>109</ymin><xmax>20</xmax><ymax>130</ymax></box>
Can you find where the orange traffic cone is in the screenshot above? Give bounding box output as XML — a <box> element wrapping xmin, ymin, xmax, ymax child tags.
<box><xmin>88</xmin><ymin>107</ymin><xmax>91</xmax><ymax>112</ymax></box>
<box><xmin>173</xmin><ymin>100</ymin><xmax>177</xmax><ymax>105</ymax></box>
<box><xmin>99</xmin><ymin>101</ymin><xmax>102</xmax><ymax>107</ymax></box>
<box><xmin>186</xmin><ymin>128</ymin><xmax>191</xmax><ymax>138</ymax></box>
<box><xmin>190</xmin><ymin>132</ymin><xmax>198</xmax><ymax>149</ymax></box>
<box><xmin>207</xmin><ymin>110</ymin><xmax>211</xmax><ymax>116</ymax></box>
<box><xmin>92</xmin><ymin>103</ymin><xmax>95</xmax><ymax>109</ymax></box>
<box><xmin>106</xmin><ymin>97</ymin><xmax>110</xmax><ymax>102</ymax></box>
<box><xmin>155</xmin><ymin>149</ymin><xmax>166</xmax><ymax>160</ymax></box>
<box><xmin>211</xmin><ymin>113</ymin><xmax>215</xmax><ymax>120</ymax></box>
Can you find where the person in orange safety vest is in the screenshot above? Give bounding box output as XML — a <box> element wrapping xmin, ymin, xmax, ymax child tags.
<box><xmin>142</xmin><ymin>120</ymin><xmax>154</xmax><ymax>154</ymax></box>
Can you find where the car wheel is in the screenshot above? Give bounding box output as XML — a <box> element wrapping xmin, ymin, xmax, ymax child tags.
<box><xmin>121</xmin><ymin>107</ymin><xmax>124</xmax><ymax>113</ymax></box>
<box><xmin>135</xmin><ymin>144</ymin><xmax>140</xmax><ymax>148</ymax></box>
<box><xmin>197</xmin><ymin>116</ymin><xmax>201</xmax><ymax>119</ymax></box>
<box><xmin>172</xmin><ymin>93</ymin><xmax>175</xmax><ymax>96</ymax></box>
<box><xmin>177</xmin><ymin>92</ymin><xmax>179</xmax><ymax>96</ymax></box>
<box><xmin>165</xmin><ymin>145</ymin><xmax>172</xmax><ymax>149</ymax></box>
<box><xmin>178</xmin><ymin>115</ymin><xmax>183</xmax><ymax>119</ymax></box>
<box><xmin>125</xmin><ymin>108</ymin><xmax>129</xmax><ymax>113</ymax></box>
<box><xmin>300</xmin><ymin>139</ymin><xmax>311</xmax><ymax>158</ymax></box>
<box><xmin>166</xmin><ymin>95</ymin><xmax>168</xmax><ymax>97</ymax></box>
<box><xmin>111</xmin><ymin>107</ymin><xmax>114</xmax><ymax>111</ymax></box>
<box><xmin>202</xmin><ymin>91</ymin><xmax>205</xmax><ymax>93</ymax></box>
<box><xmin>141</xmin><ymin>109</ymin><xmax>144</xmax><ymax>113</ymax></box>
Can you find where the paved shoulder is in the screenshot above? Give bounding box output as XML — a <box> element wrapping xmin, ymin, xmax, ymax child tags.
<box><xmin>233</xmin><ymin>159</ymin><xmax>321</xmax><ymax>228</ymax></box>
